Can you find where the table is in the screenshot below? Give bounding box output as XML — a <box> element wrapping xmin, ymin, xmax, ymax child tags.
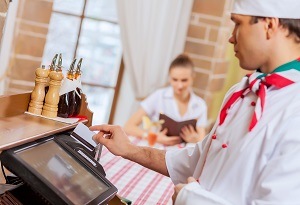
<box><xmin>101</xmin><ymin>137</ymin><xmax>188</xmax><ymax>205</ymax></box>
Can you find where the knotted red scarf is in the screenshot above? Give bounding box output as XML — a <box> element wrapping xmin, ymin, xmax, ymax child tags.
<box><xmin>219</xmin><ymin>58</ymin><xmax>300</xmax><ymax>131</ymax></box>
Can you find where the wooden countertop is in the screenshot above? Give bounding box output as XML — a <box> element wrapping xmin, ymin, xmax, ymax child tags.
<box><xmin>0</xmin><ymin>113</ymin><xmax>87</xmax><ymax>150</ymax></box>
<box><xmin>0</xmin><ymin>92</ymin><xmax>93</xmax><ymax>151</ymax></box>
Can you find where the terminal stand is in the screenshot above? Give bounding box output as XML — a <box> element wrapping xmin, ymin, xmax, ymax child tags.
<box><xmin>0</xmin><ymin>92</ymin><xmax>127</xmax><ymax>205</ymax></box>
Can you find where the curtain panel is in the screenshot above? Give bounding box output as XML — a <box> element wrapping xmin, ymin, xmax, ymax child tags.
<box><xmin>116</xmin><ymin>0</ymin><xmax>193</xmax><ymax>100</ymax></box>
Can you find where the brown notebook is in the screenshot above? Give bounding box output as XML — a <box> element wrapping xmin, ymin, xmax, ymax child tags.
<box><xmin>159</xmin><ymin>113</ymin><xmax>197</xmax><ymax>137</ymax></box>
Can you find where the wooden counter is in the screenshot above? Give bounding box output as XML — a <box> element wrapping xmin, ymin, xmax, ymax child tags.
<box><xmin>0</xmin><ymin>92</ymin><xmax>93</xmax><ymax>151</ymax></box>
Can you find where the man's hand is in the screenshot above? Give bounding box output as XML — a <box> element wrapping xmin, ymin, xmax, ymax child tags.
<box><xmin>172</xmin><ymin>177</ymin><xmax>197</xmax><ymax>204</ymax></box>
<box><xmin>180</xmin><ymin>125</ymin><xmax>201</xmax><ymax>143</ymax></box>
<box><xmin>90</xmin><ymin>124</ymin><xmax>134</xmax><ymax>158</ymax></box>
<box><xmin>157</xmin><ymin>128</ymin><xmax>182</xmax><ymax>146</ymax></box>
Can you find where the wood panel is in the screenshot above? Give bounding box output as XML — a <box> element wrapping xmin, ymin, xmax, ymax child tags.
<box><xmin>0</xmin><ymin>92</ymin><xmax>31</xmax><ymax>117</ymax></box>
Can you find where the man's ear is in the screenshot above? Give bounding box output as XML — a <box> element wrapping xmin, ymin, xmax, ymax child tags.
<box><xmin>265</xmin><ymin>17</ymin><xmax>280</xmax><ymax>39</ymax></box>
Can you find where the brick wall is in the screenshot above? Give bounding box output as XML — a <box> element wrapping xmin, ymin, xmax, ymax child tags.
<box><xmin>184</xmin><ymin>0</ymin><xmax>234</xmax><ymax>121</ymax></box>
<box><xmin>4</xmin><ymin>0</ymin><xmax>236</xmax><ymax>123</ymax></box>
<box><xmin>6</xmin><ymin>0</ymin><xmax>53</xmax><ymax>93</ymax></box>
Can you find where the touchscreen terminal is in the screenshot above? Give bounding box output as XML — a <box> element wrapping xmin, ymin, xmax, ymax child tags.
<box><xmin>1</xmin><ymin>138</ymin><xmax>117</xmax><ymax>205</ymax></box>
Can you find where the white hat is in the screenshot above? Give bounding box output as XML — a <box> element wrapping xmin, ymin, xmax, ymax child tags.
<box><xmin>232</xmin><ymin>0</ymin><xmax>300</xmax><ymax>19</ymax></box>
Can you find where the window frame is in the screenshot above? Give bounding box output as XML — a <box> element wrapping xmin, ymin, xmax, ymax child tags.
<box><xmin>51</xmin><ymin>0</ymin><xmax>123</xmax><ymax>124</ymax></box>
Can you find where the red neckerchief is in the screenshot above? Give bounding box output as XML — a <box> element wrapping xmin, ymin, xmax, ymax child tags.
<box><xmin>219</xmin><ymin>58</ymin><xmax>300</xmax><ymax>131</ymax></box>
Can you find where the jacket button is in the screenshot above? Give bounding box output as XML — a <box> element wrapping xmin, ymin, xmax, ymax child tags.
<box><xmin>251</xmin><ymin>101</ymin><xmax>256</xmax><ymax>106</ymax></box>
<box><xmin>222</xmin><ymin>144</ymin><xmax>227</xmax><ymax>148</ymax></box>
<box><xmin>212</xmin><ymin>134</ymin><xmax>217</xmax><ymax>139</ymax></box>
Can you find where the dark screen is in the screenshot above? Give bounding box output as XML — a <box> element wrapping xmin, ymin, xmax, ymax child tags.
<box><xmin>17</xmin><ymin>141</ymin><xmax>109</xmax><ymax>205</ymax></box>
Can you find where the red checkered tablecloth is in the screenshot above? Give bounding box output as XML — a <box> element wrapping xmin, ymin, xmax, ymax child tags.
<box><xmin>101</xmin><ymin>137</ymin><xmax>187</xmax><ymax>205</ymax></box>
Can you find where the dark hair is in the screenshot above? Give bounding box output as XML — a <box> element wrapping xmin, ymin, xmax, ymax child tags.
<box><xmin>169</xmin><ymin>54</ymin><xmax>194</xmax><ymax>72</ymax></box>
<box><xmin>251</xmin><ymin>16</ymin><xmax>300</xmax><ymax>43</ymax></box>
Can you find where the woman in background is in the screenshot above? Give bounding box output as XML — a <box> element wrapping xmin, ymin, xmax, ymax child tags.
<box><xmin>124</xmin><ymin>54</ymin><xmax>207</xmax><ymax>145</ymax></box>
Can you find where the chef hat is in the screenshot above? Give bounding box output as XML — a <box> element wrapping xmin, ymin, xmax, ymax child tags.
<box><xmin>232</xmin><ymin>0</ymin><xmax>300</xmax><ymax>19</ymax></box>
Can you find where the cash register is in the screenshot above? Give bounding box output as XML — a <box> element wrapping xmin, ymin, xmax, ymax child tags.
<box><xmin>0</xmin><ymin>92</ymin><xmax>122</xmax><ymax>205</ymax></box>
<box><xmin>0</xmin><ymin>132</ymin><xmax>117</xmax><ymax>205</ymax></box>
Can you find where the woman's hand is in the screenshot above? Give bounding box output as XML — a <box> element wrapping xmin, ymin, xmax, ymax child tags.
<box><xmin>180</xmin><ymin>125</ymin><xmax>201</xmax><ymax>143</ymax></box>
<box><xmin>156</xmin><ymin>128</ymin><xmax>182</xmax><ymax>146</ymax></box>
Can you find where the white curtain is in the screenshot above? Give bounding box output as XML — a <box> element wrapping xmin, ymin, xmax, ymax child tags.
<box><xmin>0</xmin><ymin>0</ymin><xmax>18</xmax><ymax>95</ymax></box>
<box><xmin>116</xmin><ymin>0</ymin><xmax>193</xmax><ymax>99</ymax></box>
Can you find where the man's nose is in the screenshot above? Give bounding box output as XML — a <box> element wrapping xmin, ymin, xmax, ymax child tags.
<box><xmin>228</xmin><ymin>35</ymin><xmax>235</xmax><ymax>44</ymax></box>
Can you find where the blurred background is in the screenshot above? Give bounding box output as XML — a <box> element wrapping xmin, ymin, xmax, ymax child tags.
<box><xmin>0</xmin><ymin>0</ymin><xmax>247</xmax><ymax>128</ymax></box>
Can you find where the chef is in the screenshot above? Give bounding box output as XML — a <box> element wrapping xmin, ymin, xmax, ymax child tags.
<box><xmin>91</xmin><ymin>0</ymin><xmax>300</xmax><ymax>204</ymax></box>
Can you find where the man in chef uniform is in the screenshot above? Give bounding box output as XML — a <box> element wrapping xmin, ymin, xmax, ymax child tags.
<box><xmin>90</xmin><ymin>0</ymin><xmax>300</xmax><ymax>204</ymax></box>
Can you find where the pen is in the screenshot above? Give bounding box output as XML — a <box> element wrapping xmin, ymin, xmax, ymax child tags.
<box><xmin>93</xmin><ymin>132</ymin><xmax>111</xmax><ymax>162</ymax></box>
<box><xmin>94</xmin><ymin>143</ymin><xmax>102</xmax><ymax>162</ymax></box>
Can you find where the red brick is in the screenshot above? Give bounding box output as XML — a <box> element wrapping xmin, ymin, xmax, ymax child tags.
<box><xmin>19</xmin><ymin>21</ymin><xmax>49</xmax><ymax>35</ymax></box>
<box><xmin>192</xmin><ymin>0</ymin><xmax>226</xmax><ymax>17</ymax></box>
<box><xmin>212</xmin><ymin>61</ymin><xmax>230</xmax><ymax>75</ymax></box>
<box><xmin>209</xmin><ymin>28</ymin><xmax>218</xmax><ymax>42</ymax></box>
<box><xmin>207</xmin><ymin>77</ymin><xmax>226</xmax><ymax>92</ymax></box>
<box><xmin>191</xmin><ymin>57</ymin><xmax>212</xmax><ymax>70</ymax></box>
<box><xmin>8</xmin><ymin>57</ymin><xmax>41</xmax><ymax>81</ymax></box>
<box><xmin>185</xmin><ymin>41</ymin><xmax>215</xmax><ymax>57</ymax></box>
<box><xmin>193</xmin><ymin>71</ymin><xmax>209</xmax><ymax>90</ymax></box>
<box><xmin>198</xmin><ymin>17</ymin><xmax>221</xmax><ymax>27</ymax></box>
<box><xmin>187</xmin><ymin>25</ymin><xmax>206</xmax><ymax>39</ymax></box>
<box><xmin>21</xmin><ymin>0</ymin><xmax>53</xmax><ymax>24</ymax></box>
<box><xmin>14</xmin><ymin>34</ymin><xmax>47</xmax><ymax>57</ymax></box>
<box><xmin>0</xmin><ymin>0</ymin><xmax>8</xmax><ymax>13</ymax></box>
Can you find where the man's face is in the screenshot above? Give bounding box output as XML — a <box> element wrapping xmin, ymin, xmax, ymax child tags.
<box><xmin>169</xmin><ymin>66</ymin><xmax>193</xmax><ymax>96</ymax></box>
<box><xmin>229</xmin><ymin>14</ymin><xmax>269</xmax><ymax>71</ymax></box>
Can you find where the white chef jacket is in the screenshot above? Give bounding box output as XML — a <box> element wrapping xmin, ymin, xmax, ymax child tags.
<box><xmin>140</xmin><ymin>86</ymin><xmax>207</xmax><ymax>127</ymax></box>
<box><xmin>166</xmin><ymin>81</ymin><xmax>300</xmax><ymax>205</ymax></box>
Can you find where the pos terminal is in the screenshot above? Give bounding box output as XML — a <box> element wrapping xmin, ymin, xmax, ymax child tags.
<box><xmin>0</xmin><ymin>132</ymin><xmax>117</xmax><ymax>205</ymax></box>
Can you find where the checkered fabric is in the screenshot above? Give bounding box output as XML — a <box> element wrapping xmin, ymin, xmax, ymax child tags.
<box><xmin>102</xmin><ymin>137</ymin><xmax>186</xmax><ymax>205</ymax></box>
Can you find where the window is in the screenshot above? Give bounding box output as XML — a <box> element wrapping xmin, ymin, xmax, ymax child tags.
<box><xmin>42</xmin><ymin>0</ymin><xmax>122</xmax><ymax>125</ymax></box>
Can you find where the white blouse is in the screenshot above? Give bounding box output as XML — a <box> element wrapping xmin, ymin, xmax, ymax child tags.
<box><xmin>140</xmin><ymin>86</ymin><xmax>207</xmax><ymax>127</ymax></box>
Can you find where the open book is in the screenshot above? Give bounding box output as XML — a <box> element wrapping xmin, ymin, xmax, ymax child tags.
<box><xmin>159</xmin><ymin>113</ymin><xmax>197</xmax><ymax>137</ymax></box>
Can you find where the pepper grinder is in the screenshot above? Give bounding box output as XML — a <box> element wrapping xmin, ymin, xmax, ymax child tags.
<box><xmin>28</xmin><ymin>65</ymin><xmax>50</xmax><ymax>115</ymax></box>
<box><xmin>42</xmin><ymin>54</ymin><xmax>64</xmax><ymax>118</ymax></box>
